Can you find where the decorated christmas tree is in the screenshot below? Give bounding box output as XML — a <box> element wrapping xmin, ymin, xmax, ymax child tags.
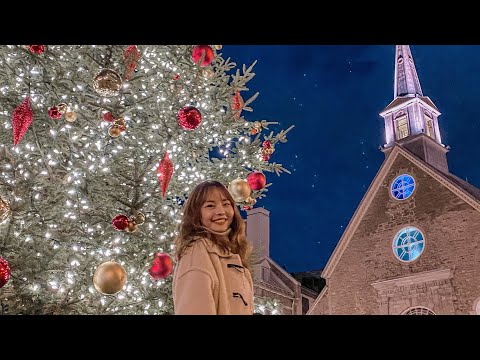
<box><xmin>0</xmin><ymin>45</ymin><xmax>293</xmax><ymax>314</ymax></box>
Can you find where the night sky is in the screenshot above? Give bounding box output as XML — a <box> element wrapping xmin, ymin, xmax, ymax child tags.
<box><xmin>224</xmin><ymin>45</ymin><xmax>480</xmax><ymax>273</ymax></box>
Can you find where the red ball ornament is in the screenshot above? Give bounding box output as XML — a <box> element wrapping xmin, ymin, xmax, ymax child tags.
<box><xmin>112</xmin><ymin>214</ymin><xmax>129</xmax><ymax>231</ymax></box>
<box><xmin>247</xmin><ymin>171</ymin><xmax>266</xmax><ymax>190</ymax></box>
<box><xmin>48</xmin><ymin>106</ymin><xmax>62</xmax><ymax>120</ymax></box>
<box><xmin>192</xmin><ymin>45</ymin><xmax>214</xmax><ymax>67</ymax></box>
<box><xmin>102</xmin><ymin>112</ymin><xmax>115</xmax><ymax>122</ymax></box>
<box><xmin>0</xmin><ymin>257</ymin><xmax>11</xmax><ymax>288</ymax></box>
<box><xmin>29</xmin><ymin>45</ymin><xmax>45</xmax><ymax>54</ymax></box>
<box><xmin>177</xmin><ymin>106</ymin><xmax>202</xmax><ymax>130</ymax></box>
<box><xmin>149</xmin><ymin>253</ymin><xmax>173</xmax><ymax>280</ymax></box>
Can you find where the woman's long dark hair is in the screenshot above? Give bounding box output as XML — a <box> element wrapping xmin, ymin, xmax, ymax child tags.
<box><xmin>174</xmin><ymin>181</ymin><xmax>251</xmax><ymax>269</ymax></box>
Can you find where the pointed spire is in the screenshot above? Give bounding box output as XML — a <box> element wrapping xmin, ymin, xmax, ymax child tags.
<box><xmin>381</xmin><ymin>45</ymin><xmax>448</xmax><ymax>173</ymax></box>
<box><xmin>394</xmin><ymin>45</ymin><xmax>423</xmax><ymax>98</ymax></box>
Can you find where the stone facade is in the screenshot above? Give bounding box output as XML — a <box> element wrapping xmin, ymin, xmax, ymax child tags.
<box><xmin>309</xmin><ymin>149</ymin><xmax>480</xmax><ymax>315</ymax></box>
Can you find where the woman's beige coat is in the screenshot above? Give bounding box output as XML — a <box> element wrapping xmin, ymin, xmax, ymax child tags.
<box><xmin>173</xmin><ymin>237</ymin><xmax>254</xmax><ymax>315</ymax></box>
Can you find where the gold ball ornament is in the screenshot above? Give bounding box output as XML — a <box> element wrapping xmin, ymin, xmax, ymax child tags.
<box><xmin>113</xmin><ymin>117</ymin><xmax>127</xmax><ymax>131</ymax></box>
<box><xmin>0</xmin><ymin>197</ymin><xmax>10</xmax><ymax>222</ymax></box>
<box><xmin>64</xmin><ymin>111</ymin><xmax>77</xmax><ymax>122</ymax></box>
<box><xmin>125</xmin><ymin>221</ymin><xmax>138</xmax><ymax>233</ymax></box>
<box><xmin>133</xmin><ymin>212</ymin><xmax>145</xmax><ymax>225</ymax></box>
<box><xmin>254</xmin><ymin>121</ymin><xmax>262</xmax><ymax>131</ymax></box>
<box><xmin>228</xmin><ymin>179</ymin><xmax>252</xmax><ymax>203</ymax></box>
<box><xmin>214</xmin><ymin>45</ymin><xmax>223</xmax><ymax>50</ymax></box>
<box><xmin>93</xmin><ymin>69</ymin><xmax>123</xmax><ymax>97</ymax></box>
<box><xmin>108</xmin><ymin>126</ymin><xmax>122</xmax><ymax>138</ymax></box>
<box><xmin>202</xmin><ymin>67</ymin><xmax>215</xmax><ymax>79</ymax></box>
<box><xmin>93</xmin><ymin>261</ymin><xmax>127</xmax><ymax>295</ymax></box>
<box><xmin>57</xmin><ymin>103</ymin><xmax>68</xmax><ymax>114</ymax></box>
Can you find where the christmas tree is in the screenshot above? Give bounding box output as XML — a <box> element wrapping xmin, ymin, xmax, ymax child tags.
<box><xmin>0</xmin><ymin>45</ymin><xmax>293</xmax><ymax>314</ymax></box>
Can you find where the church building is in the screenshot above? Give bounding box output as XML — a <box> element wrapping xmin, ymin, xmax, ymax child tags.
<box><xmin>308</xmin><ymin>45</ymin><xmax>480</xmax><ymax>315</ymax></box>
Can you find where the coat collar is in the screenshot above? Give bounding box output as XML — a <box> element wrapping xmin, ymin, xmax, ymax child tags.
<box><xmin>196</xmin><ymin>228</ymin><xmax>238</xmax><ymax>258</ymax></box>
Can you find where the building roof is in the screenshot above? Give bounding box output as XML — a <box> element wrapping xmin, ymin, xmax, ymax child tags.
<box><xmin>253</xmin><ymin>256</ymin><xmax>300</xmax><ymax>298</ymax></box>
<box><xmin>381</xmin><ymin>96</ymin><xmax>439</xmax><ymax>114</ymax></box>
<box><xmin>441</xmin><ymin>171</ymin><xmax>480</xmax><ymax>201</ymax></box>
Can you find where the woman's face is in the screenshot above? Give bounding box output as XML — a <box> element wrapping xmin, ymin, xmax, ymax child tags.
<box><xmin>200</xmin><ymin>188</ymin><xmax>234</xmax><ymax>233</ymax></box>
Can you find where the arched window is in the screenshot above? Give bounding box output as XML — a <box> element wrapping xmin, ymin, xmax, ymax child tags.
<box><xmin>402</xmin><ymin>306</ymin><xmax>435</xmax><ymax>315</ymax></box>
<box><xmin>392</xmin><ymin>226</ymin><xmax>425</xmax><ymax>262</ymax></box>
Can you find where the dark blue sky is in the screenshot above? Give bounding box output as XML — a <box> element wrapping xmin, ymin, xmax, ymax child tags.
<box><xmin>225</xmin><ymin>45</ymin><xmax>480</xmax><ymax>273</ymax></box>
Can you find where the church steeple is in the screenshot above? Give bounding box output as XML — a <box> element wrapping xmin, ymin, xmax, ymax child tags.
<box><xmin>380</xmin><ymin>45</ymin><xmax>449</xmax><ymax>173</ymax></box>
<box><xmin>394</xmin><ymin>45</ymin><xmax>423</xmax><ymax>98</ymax></box>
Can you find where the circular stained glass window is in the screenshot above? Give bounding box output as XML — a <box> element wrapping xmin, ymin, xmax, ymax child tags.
<box><xmin>392</xmin><ymin>226</ymin><xmax>425</xmax><ymax>262</ymax></box>
<box><xmin>391</xmin><ymin>174</ymin><xmax>415</xmax><ymax>200</ymax></box>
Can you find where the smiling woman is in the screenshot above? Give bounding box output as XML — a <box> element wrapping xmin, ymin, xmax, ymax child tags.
<box><xmin>172</xmin><ymin>181</ymin><xmax>254</xmax><ymax>315</ymax></box>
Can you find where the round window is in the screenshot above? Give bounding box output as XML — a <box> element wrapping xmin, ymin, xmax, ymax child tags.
<box><xmin>391</xmin><ymin>174</ymin><xmax>415</xmax><ymax>200</ymax></box>
<box><xmin>392</xmin><ymin>226</ymin><xmax>425</xmax><ymax>262</ymax></box>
